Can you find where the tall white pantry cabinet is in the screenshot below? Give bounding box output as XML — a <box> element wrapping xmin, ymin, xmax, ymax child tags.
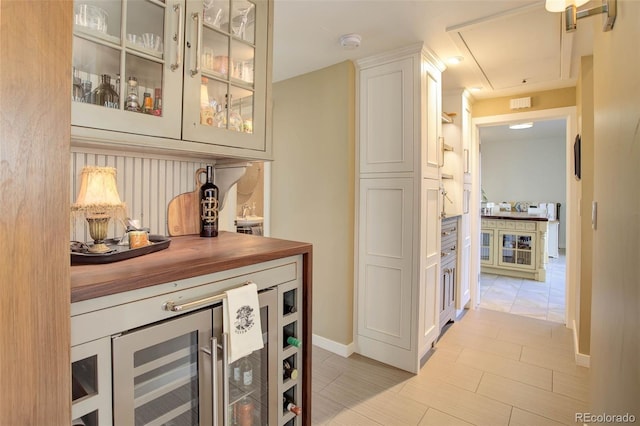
<box><xmin>355</xmin><ymin>44</ymin><xmax>445</xmax><ymax>374</ymax></box>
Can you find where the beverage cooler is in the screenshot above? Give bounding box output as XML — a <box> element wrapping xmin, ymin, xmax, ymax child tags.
<box><xmin>112</xmin><ymin>288</ymin><xmax>278</xmax><ymax>425</ymax></box>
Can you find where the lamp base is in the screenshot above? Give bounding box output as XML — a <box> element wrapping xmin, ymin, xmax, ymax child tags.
<box><xmin>88</xmin><ymin>242</ymin><xmax>111</xmax><ymax>254</ymax></box>
<box><xmin>86</xmin><ymin>216</ymin><xmax>112</xmax><ymax>254</ymax></box>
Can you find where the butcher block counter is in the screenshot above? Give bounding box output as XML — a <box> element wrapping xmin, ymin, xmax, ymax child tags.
<box><xmin>481</xmin><ymin>211</ymin><xmax>549</xmax><ymax>221</ymax></box>
<box><xmin>70</xmin><ymin>231</ymin><xmax>313</xmax><ymax>426</ymax></box>
<box><xmin>71</xmin><ymin>231</ymin><xmax>312</xmax><ymax>303</ymax></box>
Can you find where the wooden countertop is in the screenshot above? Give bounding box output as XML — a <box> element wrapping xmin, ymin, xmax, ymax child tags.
<box><xmin>70</xmin><ymin>232</ymin><xmax>313</xmax><ymax>303</ymax></box>
<box><xmin>481</xmin><ymin>212</ymin><xmax>549</xmax><ymax>221</ymax></box>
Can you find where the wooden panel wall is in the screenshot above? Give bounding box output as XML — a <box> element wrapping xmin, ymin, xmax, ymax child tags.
<box><xmin>0</xmin><ymin>0</ymin><xmax>72</xmax><ymax>423</ymax></box>
<box><xmin>70</xmin><ymin>149</ymin><xmax>208</xmax><ymax>241</ymax></box>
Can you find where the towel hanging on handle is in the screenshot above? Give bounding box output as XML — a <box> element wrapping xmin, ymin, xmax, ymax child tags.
<box><xmin>224</xmin><ymin>282</ymin><xmax>264</xmax><ymax>363</ymax></box>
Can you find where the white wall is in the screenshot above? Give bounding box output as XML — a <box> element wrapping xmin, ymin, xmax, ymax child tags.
<box><xmin>481</xmin><ymin>133</ymin><xmax>567</xmax><ymax>247</ymax></box>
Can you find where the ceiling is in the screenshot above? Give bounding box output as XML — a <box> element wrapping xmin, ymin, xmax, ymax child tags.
<box><xmin>272</xmin><ymin>0</ymin><xmax>598</xmax><ymax>100</ymax></box>
<box><xmin>479</xmin><ymin>119</ymin><xmax>566</xmax><ymax>142</ymax></box>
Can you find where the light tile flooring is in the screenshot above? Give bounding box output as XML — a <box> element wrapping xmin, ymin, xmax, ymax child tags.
<box><xmin>479</xmin><ymin>251</ymin><xmax>566</xmax><ymax>323</ymax></box>
<box><xmin>312</xmin><ymin>308</ymin><xmax>588</xmax><ymax>425</ymax></box>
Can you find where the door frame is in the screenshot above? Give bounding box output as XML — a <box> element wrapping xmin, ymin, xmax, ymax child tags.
<box><xmin>470</xmin><ymin>106</ymin><xmax>578</xmax><ymax>329</ymax></box>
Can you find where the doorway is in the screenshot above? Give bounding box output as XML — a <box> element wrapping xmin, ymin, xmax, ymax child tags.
<box><xmin>478</xmin><ymin>119</ymin><xmax>566</xmax><ymax>322</ymax></box>
<box><xmin>470</xmin><ymin>107</ymin><xmax>578</xmax><ymax>328</ymax></box>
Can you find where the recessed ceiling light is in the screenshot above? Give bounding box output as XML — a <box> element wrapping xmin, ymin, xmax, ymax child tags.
<box><xmin>447</xmin><ymin>56</ymin><xmax>464</xmax><ymax>65</ymax></box>
<box><xmin>339</xmin><ymin>33</ymin><xmax>362</xmax><ymax>49</ymax></box>
<box><xmin>509</xmin><ymin>122</ymin><xmax>534</xmax><ymax>130</ymax></box>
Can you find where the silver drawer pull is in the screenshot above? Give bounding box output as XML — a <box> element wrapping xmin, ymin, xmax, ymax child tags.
<box><xmin>441</xmin><ymin>252</ymin><xmax>451</xmax><ymax>257</ymax></box>
<box><xmin>163</xmin><ymin>281</ymin><xmax>252</xmax><ymax>312</ymax></box>
<box><xmin>442</xmin><ymin>231</ymin><xmax>451</xmax><ymax>236</ymax></box>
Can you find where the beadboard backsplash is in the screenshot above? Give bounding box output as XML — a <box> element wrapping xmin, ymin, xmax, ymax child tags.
<box><xmin>70</xmin><ymin>148</ymin><xmax>218</xmax><ymax>243</ymax></box>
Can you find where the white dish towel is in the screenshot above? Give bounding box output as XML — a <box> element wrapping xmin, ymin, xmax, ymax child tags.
<box><xmin>224</xmin><ymin>282</ymin><xmax>264</xmax><ymax>364</ymax></box>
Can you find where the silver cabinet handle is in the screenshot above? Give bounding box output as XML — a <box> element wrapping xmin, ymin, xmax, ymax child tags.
<box><xmin>441</xmin><ymin>251</ymin><xmax>451</xmax><ymax>257</ymax></box>
<box><xmin>219</xmin><ymin>333</ymin><xmax>229</xmax><ymax>426</ymax></box>
<box><xmin>171</xmin><ymin>3</ymin><xmax>184</xmax><ymax>71</ymax></box>
<box><xmin>442</xmin><ymin>231</ymin><xmax>451</xmax><ymax>236</ymax></box>
<box><xmin>163</xmin><ymin>293</ymin><xmax>226</xmax><ymax>312</ymax></box>
<box><xmin>201</xmin><ymin>337</ymin><xmax>218</xmax><ymax>426</ymax></box>
<box><xmin>190</xmin><ymin>12</ymin><xmax>202</xmax><ymax>76</ymax></box>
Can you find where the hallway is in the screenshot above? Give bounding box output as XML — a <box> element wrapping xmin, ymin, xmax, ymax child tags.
<box><xmin>312</xmin><ymin>308</ymin><xmax>587</xmax><ymax>425</ymax></box>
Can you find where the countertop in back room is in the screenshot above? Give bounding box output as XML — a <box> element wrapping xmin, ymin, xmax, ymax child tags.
<box><xmin>481</xmin><ymin>211</ymin><xmax>550</xmax><ymax>221</ymax></box>
<box><xmin>70</xmin><ymin>232</ymin><xmax>312</xmax><ymax>303</ymax></box>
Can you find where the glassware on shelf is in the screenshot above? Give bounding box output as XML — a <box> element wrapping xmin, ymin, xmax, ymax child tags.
<box><xmin>142</xmin><ymin>92</ymin><xmax>153</xmax><ymax>114</ymax></box>
<box><xmin>125</xmin><ymin>76</ymin><xmax>140</xmax><ymax>112</ymax></box>
<box><xmin>75</xmin><ymin>4</ymin><xmax>108</xmax><ymax>34</ymax></box>
<box><xmin>72</xmin><ymin>68</ymin><xmax>84</xmax><ymax>102</ymax></box>
<box><xmin>200</xmin><ymin>78</ymin><xmax>214</xmax><ymax>126</ymax></box>
<box><xmin>153</xmin><ymin>88</ymin><xmax>162</xmax><ymax>116</ymax></box>
<box><xmin>92</xmin><ymin>74</ymin><xmax>119</xmax><ymax>109</ymax></box>
<box><xmin>82</xmin><ymin>81</ymin><xmax>93</xmax><ymax>104</ymax></box>
<box><xmin>229</xmin><ymin>109</ymin><xmax>243</xmax><ymax>132</ymax></box>
<box><xmin>213</xmin><ymin>103</ymin><xmax>226</xmax><ymax>128</ymax></box>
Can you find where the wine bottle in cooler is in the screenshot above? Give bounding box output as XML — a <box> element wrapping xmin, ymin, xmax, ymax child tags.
<box><xmin>283</xmin><ymin>360</ymin><xmax>298</xmax><ymax>380</ymax></box>
<box><xmin>200</xmin><ymin>165</ymin><xmax>219</xmax><ymax>237</ymax></box>
<box><xmin>283</xmin><ymin>396</ymin><xmax>302</xmax><ymax>415</ymax></box>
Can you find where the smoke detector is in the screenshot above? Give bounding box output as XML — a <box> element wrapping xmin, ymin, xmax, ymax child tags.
<box><xmin>339</xmin><ymin>33</ymin><xmax>361</xmax><ymax>49</ymax></box>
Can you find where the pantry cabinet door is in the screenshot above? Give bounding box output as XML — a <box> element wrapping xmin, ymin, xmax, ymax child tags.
<box><xmin>359</xmin><ymin>57</ymin><xmax>415</xmax><ymax>173</ymax></box>
<box><xmin>356</xmin><ymin>177</ymin><xmax>417</xmax><ymax>371</ymax></box>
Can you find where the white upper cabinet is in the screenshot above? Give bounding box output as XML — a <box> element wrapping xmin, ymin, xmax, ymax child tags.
<box><xmin>71</xmin><ymin>0</ymin><xmax>273</xmax><ymax>160</ymax></box>
<box><xmin>358</xmin><ymin>45</ymin><xmax>443</xmax><ymax>177</ymax></box>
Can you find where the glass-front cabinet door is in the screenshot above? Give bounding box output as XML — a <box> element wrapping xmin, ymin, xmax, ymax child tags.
<box><xmin>182</xmin><ymin>0</ymin><xmax>268</xmax><ymax>151</ymax></box>
<box><xmin>71</xmin><ymin>0</ymin><xmax>183</xmax><ymax>139</ymax></box>
<box><xmin>498</xmin><ymin>231</ymin><xmax>536</xmax><ymax>270</ymax></box>
<box><xmin>480</xmin><ymin>229</ymin><xmax>494</xmax><ymax>265</ymax></box>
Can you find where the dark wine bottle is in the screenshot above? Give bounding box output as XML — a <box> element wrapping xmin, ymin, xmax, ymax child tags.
<box><xmin>283</xmin><ymin>396</ymin><xmax>302</xmax><ymax>415</ymax></box>
<box><xmin>200</xmin><ymin>165</ymin><xmax>219</xmax><ymax>237</ymax></box>
<box><xmin>284</xmin><ymin>303</ymin><xmax>297</xmax><ymax>314</ymax></box>
<box><xmin>283</xmin><ymin>360</ymin><xmax>298</xmax><ymax>380</ymax></box>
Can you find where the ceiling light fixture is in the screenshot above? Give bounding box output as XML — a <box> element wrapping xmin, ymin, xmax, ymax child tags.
<box><xmin>339</xmin><ymin>33</ymin><xmax>362</xmax><ymax>49</ymax></box>
<box><xmin>447</xmin><ymin>56</ymin><xmax>464</xmax><ymax>65</ymax></box>
<box><xmin>470</xmin><ymin>86</ymin><xmax>483</xmax><ymax>92</ymax></box>
<box><xmin>509</xmin><ymin>122</ymin><xmax>534</xmax><ymax>130</ymax></box>
<box><xmin>545</xmin><ymin>0</ymin><xmax>616</xmax><ymax>32</ymax></box>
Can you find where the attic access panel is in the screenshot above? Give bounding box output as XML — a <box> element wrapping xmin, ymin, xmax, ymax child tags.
<box><xmin>452</xmin><ymin>6</ymin><xmax>561</xmax><ymax>90</ymax></box>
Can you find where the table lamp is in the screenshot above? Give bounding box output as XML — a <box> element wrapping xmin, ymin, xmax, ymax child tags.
<box><xmin>72</xmin><ymin>166</ymin><xmax>126</xmax><ymax>253</ymax></box>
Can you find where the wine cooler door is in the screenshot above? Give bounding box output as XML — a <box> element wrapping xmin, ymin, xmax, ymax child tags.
<box><xmin>213</xmin><ymin>288</ymin><xmax>278</xmax><ymax>426</ymax></box>
<box><xmin>112</xmin><ymin>309</ymin><xmax>214</xmax><ymax>425</ymax></box>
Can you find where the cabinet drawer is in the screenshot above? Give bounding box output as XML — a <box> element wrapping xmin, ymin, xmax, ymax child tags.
<box><xmin>482</xmin><ymin>219</ymin><xmax>497</xmax><ymax>228</ymax></box>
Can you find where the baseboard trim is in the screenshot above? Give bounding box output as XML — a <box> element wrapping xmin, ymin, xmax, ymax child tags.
<box><xmin>312</xmin><ymin>334</ymin><xmax>355</xmax><ymax>358</ymax></box>
<box><xmin>572</xmin><ymin>319</ymin><xmax>591</xmax><ymax>368</ymax></box>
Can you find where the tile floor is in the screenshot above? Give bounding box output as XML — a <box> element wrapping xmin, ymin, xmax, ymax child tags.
<box><xmin>312</xmin><ymin>308</ymin><xmax>588</xmax><ymax>425</ymax></box>
<box><xmin>479</xmin><ymin>251</ymin><xmax>566</xmax><ymax>323</ymax></box>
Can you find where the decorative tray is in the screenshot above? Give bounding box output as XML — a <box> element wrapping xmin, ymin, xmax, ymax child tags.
<box><xmin>70</xmin><ymin>235</ymin><xmax>171</xmax><ymax>265</ymax></box>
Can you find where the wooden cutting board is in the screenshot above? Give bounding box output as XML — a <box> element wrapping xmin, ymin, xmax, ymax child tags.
<box><xmin>167</xmin><ymin>168</ymin><xmax>206</xmax><ymax>236</ymax></box>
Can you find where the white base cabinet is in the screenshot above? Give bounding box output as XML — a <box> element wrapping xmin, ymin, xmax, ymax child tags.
<box><xmin>71</xmin><ymin>255</ymin><xmax>304</xmax><ymax>426</ymax></box>
<box><xmin>355</xmin><ymin>43</ymin><xmax>445</xmax><ymax>374</ymax></box>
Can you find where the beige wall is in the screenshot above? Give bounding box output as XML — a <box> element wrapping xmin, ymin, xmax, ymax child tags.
<box><xmin>576</xmin><ymin>56</ymin><xmax>593</xmax><ymax>356</ymax></box>
<box><xmin>473</xmin><ymin>87</ymin><xmax>576</xmax><ymax>117</ymax></box>
<box><xmin>590</xmin><ymin>0</ymin><xmax>640</xmax><ymax>416</ymax></box>
<box><xmin>271</xmin><ymin>61</ymin><xmax>356</xmax><ymax>345</ymax></box>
